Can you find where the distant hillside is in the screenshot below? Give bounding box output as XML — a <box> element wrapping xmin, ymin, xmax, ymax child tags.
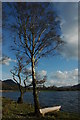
<box><xmin>3</xmin><ymin>79</ymin><xmax>17</xmax><ymax>85</ymax></box>
<box><xmin>57</xmin><ymin>84</ymin><xmax>80</xmax><ymax>91</ymax></box>
<box><xmin>71</xmin><ymin>84</ymin><xmax>80</xmax><ymax>90</ymax></box>
<box><xmin>38</xmin><ymin>84</ymin><xmax>80</xmax><ymax>91</ymax></box>
<box><xmin>1</xmin><ymin>79</ymin><xmax>19</xmax><ymax>90</ymax></box>
<box><xmin>0</xmin><ymin>79</ymin><xmax>80</xmax><ymax>91</ymax></box>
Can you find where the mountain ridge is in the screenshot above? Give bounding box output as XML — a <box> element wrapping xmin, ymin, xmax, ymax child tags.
<box><xmin>0</xmin><ymin>79</ymin><xmax>80</xmax><ymax>91</ymax></box>
<box><xmin>0</xmin><ymin>79</ymin><xmax>19</xmax><ymax>90</ymax></box>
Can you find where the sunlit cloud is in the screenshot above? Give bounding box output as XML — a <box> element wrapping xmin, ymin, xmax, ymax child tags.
<box><xmin>54</xmin><ymin>3</ymin><xmax>78</xmax><ymax>59</ymax></box>
<box><xmin>48</xmin><ymin>68</ymin><xmax>78</xmax><ymax>87</ymax></box>
<box><xmin>39</xmin><ymin>70</ymin><xmax>47</xmax><ymax>76</ymax></box>
<box><xmin>27</xmin><ymin>70</ymin><xmax>47</xmax><ymax>83</ymax></box>
<box><xmin>0</xmin><ymin>56</ymin><xmax>16</xmax><ymax>66</ymax></box>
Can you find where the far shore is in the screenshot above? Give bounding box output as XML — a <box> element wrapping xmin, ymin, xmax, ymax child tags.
<box><xmin>0</xmin><ymin>90</ymin><xmax>19</xmax><ymax>92</ymax></box>
<box><xmin>0</xmin><ymin>89</ymin><xmax>80</xmax><ymax>93</ymax></box>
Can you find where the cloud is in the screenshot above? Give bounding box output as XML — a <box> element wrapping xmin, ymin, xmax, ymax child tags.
<box><xmin>27</xmin><ymin>70</ymin><xmax>47</xmax><ymax>83</ymax></box>
<box><xmin>60</xmin><ymin>21</ymin><xmax>78</xmax><ymax>59</ymax></box>
<box><xmin>39</xmin><ymin>70</ymin><xmax>47</xmax><ymax>76</ymax></box>
<box><xmin>0</xmin><ymin>56</ymin><xmax>16</xmax><ymax>65</ymax></box>
<box><xmin>48</xmin><ymin>68</ymin><xmax>78</xmax><ymax>87</ymax></box>
<box><xmin>27</xmin><ymin>78</ymin><xmax>32</xmax><ymax>84</ymax></box>
<box><xmin>54</xmin><ymin>3</ymin><xmax>78</xmax><ymax>59</ymax></box>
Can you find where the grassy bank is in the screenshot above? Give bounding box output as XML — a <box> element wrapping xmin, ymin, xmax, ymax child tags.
<box><xmin>1</xmin><ymin>97</ymin><xmax>80</xmax><ymax>120</ymax></box>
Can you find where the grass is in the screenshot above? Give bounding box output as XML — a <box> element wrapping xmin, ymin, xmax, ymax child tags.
<box><xmin>1</xmin><ymin>97</ymin><xmax>80</xmax><ymax>120</ymax></box>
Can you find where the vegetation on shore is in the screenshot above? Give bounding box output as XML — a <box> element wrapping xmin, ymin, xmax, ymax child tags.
<box><xmin>1</xmin><ymin>97</ymin><xmax>80</xmax><ymax>120</ymax></box>
<box><xmin>1</xmin><ymin>79</ymin><xmax>80</xmax><ymax>91</ymax></box>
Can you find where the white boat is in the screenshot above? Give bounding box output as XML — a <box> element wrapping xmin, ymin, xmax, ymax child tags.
<box><xmin>39</xmin><ymin>106</ymin><xmax>61</xmax><ymax>116</ymax></box>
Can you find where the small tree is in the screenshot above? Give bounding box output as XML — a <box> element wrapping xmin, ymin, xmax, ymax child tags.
<box><xmin>36</xmin><ymin>73</ymin><xmax>47</xmax><ymax>88</ymax></box>
<box><xmin>28</xmin><ymin>75</ymin><xmax>47</xmax><ymax>89</ymax></box>
<box><xmin>4</xmin><ymin>2</ymin><xmax>64</xmax><ymax>115</ymax></box>
<box><xmin>10</xmin><ymin>54</ymin><xmax>31</xmax><ymax>103</ymax></box>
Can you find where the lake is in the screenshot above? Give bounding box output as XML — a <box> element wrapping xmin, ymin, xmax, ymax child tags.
<box><xmin>2</xmin><ymin>91</ymin><xmax>80</xmax><ymax>113</ymax></box>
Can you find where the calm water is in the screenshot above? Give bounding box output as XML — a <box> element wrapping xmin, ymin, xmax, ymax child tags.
<box><xmin>2</xmin><ymin>91</ymin><xmax>80</xmax><ymax>113</ymax></box>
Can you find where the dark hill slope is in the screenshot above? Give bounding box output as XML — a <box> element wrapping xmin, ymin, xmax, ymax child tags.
<box><xmin>1</xmin><ymin>79</ymin><xmax>19</xmax><ymax>90</ymax></box>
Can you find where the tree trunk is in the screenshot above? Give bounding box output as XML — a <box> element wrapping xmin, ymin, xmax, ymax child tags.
<box><xmin>17</xmin><ymin>88</ymin><xmax>23</xmax><ymax>104</ymax></box>
<box><xmin>31</xmin><ymin>57</ymin><xmax>41</xmax><ymax>116</ymax></box>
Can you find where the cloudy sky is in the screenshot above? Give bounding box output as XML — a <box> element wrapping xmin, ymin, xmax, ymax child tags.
<box><xmin>1</xmin><ymin>2</ymin><xmax>78</xmax><ymax>87</ymax></box>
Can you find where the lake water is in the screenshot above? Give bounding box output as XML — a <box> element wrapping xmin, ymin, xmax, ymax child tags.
<box><xmin>2</xmin><ymin>91</ymin><xmax>80</xmax><ymax>113</ymax></box>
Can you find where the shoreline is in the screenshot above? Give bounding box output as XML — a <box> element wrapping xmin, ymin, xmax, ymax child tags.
<box><xmin>0</xmin><ymin>90</ymin><xmax>19</xmax><ymax>92</ymax></box>
<box><xmin>2</xmin><ymin>97</ymin><xmax>80</xmax><ymax>120</ymax></box>
<box><xmin>0</xmin><ymin>89</ymin><xmax>80</xmax><ymax>92</ymax></box>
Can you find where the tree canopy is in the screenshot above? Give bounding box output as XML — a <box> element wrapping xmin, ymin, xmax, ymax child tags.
<box><xmin>4</xmin><ymin>2</ymin><xmax>63</xmax><ymax>64</ymax></box>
